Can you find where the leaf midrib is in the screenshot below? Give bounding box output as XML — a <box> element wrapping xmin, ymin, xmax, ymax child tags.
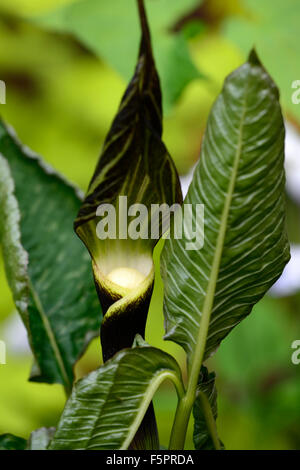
<box><xmin>29</xmin><ymin>278</ymin><xmax>71</xmax><ymax>391</ymax></box>
<box><xmin>55</xmin><ymin>360</ymin><xmax>184</xmax><ymax>450</ymax></box>
<box><xmin>120</xmin><ymin>368</ymin><xmax>184</xmax><ymax>450</ymax></box>
<box><xmin>187</xmin><ymin>89</ymin><xmax>248</xmax><ymax>397</ymax></box>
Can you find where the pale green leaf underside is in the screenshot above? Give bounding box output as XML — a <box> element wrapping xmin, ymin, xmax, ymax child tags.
<box><xmin>0</xmin><ymin>154</ymin><xmax>29</xmax><ymax>327</ymax></box>
<box><xmin>161</xmin><ymin>51</ymin><xmax>290</xmax><ymax>364</ymax></box>
<box><xmin>50</xmin><ymin>346</ymin><xmax>183</xmax><ymax>450</ymax></box>
<box><xmin>0</xmin><ymin>121</ymin><xmax>101</xmax><ymax>388</ymax></box>
<box><xmin>27</xmin><ymin>427</ymin><xmax>56</xmax><ymax>450</ymax></box>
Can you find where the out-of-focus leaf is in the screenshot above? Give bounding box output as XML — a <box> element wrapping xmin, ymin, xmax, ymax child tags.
<box><xmin>193</xmin><ymin>367</ymin><xmax>222</xmax><ymax>450</ymax></box>
<box><xmin>0</xmin><ymin>121</ymin><xmax>101</xmax><ymax>390</ymax></box>
<box><xmin>0</xmin><ymin>433</ymin><xmax>27</xmax><ymax>450</ymax></box>
<box><xmin>223</xmin><ymin>0</ymin><xmax>300</xmax><ymax>123</ymax></box>
<box><xmin>182</xmin><ymin>20</ymin><xmax>206</xmax><ymax>40</ymax></box>
<box><xmin>0</xmin><ymin>356</ymin><xmax>65</xmax><ymax>437</ymax></box>
<box><xmin>49</xmin><ymin>346</ymin><xmax>184</xmax><ymax>450</ymax></box>
<box><xmin>27</xmin><ymin>427</ymin><xmax>55</xmax><ymax>450</ymax></box>
<box><xmin>34</xmin><ymin>0</ymin><xmax>203</xmax><ymax>110</ymax></box>
<box><xmin>215</xmin><ymin>296</ymin><xmax>299</xmax><ymax>388</ymax></box>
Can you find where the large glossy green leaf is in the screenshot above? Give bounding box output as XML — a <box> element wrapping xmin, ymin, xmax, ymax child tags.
<box><xmin>224</xmin><ymin>0</ymin><xmax>300</xmax><ymax>124</ymax></box>
<box><xmin>0</xmin><ymin>434</ymin><xmax>27</xmax><ymax>450</ymax></box>
<box><xmin>35</xmin><ymin>0</ymin><xmax>202</xmax><ymax>110</ymax></box>
<box><xmin>49</xmin><ymin>345</ymin><xmax>184</xmax><ymax>450</ymax></box>
<box><xmin>161</xmin><ymin>50</ymin><xmax>290</xmax><ymax>366</ymax></box>
<box><xmin>193</xmin><ymin>367</ymin><xmax>222</xmax><ymax>450</ymax></box>
<box><xmin>0</xmin><ymin>121</ymin><xmax>101</xmax><ymax>390</ymax></box>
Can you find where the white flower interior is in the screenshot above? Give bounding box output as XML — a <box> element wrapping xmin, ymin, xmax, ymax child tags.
<box><xmin>107</xmin><ymin>267</ymin><xmax>146</xmax><ymax>290</ymax></box>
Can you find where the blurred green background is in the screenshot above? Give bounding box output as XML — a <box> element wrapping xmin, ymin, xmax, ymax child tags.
<box><xmin>1</xmin><ymin>0</ymin><xmax>300</xmax><ymax>450</ymax></box>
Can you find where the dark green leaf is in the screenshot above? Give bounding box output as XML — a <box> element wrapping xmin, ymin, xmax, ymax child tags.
<box><xmin>49</xmin><ymin>346</ymin><xmax>184</xmax><ymax>450</ymax></box>
<box><xmin>35</xmin><ymin>0</ymin><xmax>202</xmax><ymax>110</ymax></box>
<box><xmin>161</xmin><ymin>50</ymin><xmax>290</xmax><ymax>364</ymax></box>
<box><xmin>0</xmin><ymin>121</ymin><xmax>101</xmax><ymax>390</ymax></box>
<box><xmin>193</xmin><ymin>367</ymin><xmax>223</xmax><ymax>450</ymax></box>
<box><xmin>0</xmin><ymin>434</ymin><xmax>27</xmax><ymax>450</ymax></box>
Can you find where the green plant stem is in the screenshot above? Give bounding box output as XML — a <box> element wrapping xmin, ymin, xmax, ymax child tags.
<box><xmin>168</xmin><ymin>302</ymin><xmax>216</xmax><ymax>450</ymax></box>
<box><xmin>169</xmin><ymin>105</ymin><xmax>246</xmax><ymax>450</ymax></box>
<box><xmin>168</xmin><ymin>265</ymin><xmax>223</xmax><ymax>449</ymax></box>
<box><xmin>197</xmin><ymin>391</ymin><xmax>221</xmax><ymax>450</ymax></box>
<box><xmin>168</xmin><ymin>396</ymin><xmax>192</xmax><ymax>450</ymax></box>
<box><xmin>169</xmin><ymin>389</ymin><xmax>221</xmax><ymax>450</ymax></box>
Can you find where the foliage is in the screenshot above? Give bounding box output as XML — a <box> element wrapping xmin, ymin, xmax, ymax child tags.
<box><xmin>0</xmin><ymin>121</ymin><xmax>100</xmax><ymax>390</ymax></box>
<box><xmin>0</xmin><ymin>0</ymin><xmax>293</xmax><ymax>451</ymax></box>
<box><xmin>50</xmin><ymin>344</ymin><xmax>183</xmax><ymax>450</ymax></box>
